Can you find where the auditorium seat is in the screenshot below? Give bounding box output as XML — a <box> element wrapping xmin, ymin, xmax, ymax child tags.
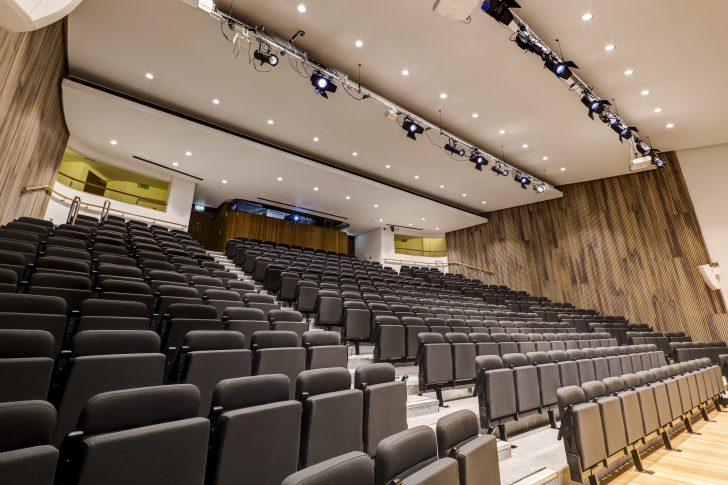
<box><xmin>252</xmin><ymin>330</ymin><xmax>305</xmax><ymax>398</ymax></box>
<box><xmin>474</xmin><ymin>355</ymin><xmax>516</xmax><ymax>440</ymax></box>
<box><xmin>203</xmin><ymin>289</ymin><xmax>246</xmax><ymax>316</ymax></box>
<box><xmin>374</xmin><ymin>426</ymin><xmax>439</xmax><ymax>485</ymax></box>
<box><xmin>417</xmin><ymin>332</ymin><xmax>453</xmax><ymax>406</ymax></box>
<box><xmin>303</xmin><ymin>330</ymin><xmax>347</xmax><ymax>369</ymax></box>
<box><xmin>269</xmin><ymin>309</ymin><xmax>308</xmax><ymax>343</ymax></box>
<box><xmin>374</xmin><ymin>315</ymin><xmax>405</xmax><ymax>362</ymax></box>
<box><xmin>28</xmin><ymin>273</ymin><xmax>92</xmax><ymax>315</ymax></box>
<box><xmin>58</xmin><ymin>385</ymin><xmax>209</xmax><ymax>485</ymax></box>
<box><xmin>77</xmin><ymin>299</ymin><xmax>149</xmax><ymax>332</ymax></box>
<box><xmin>0</xmin><ymin>330</ymin><xmax>55</xmax><ymax>402</ymax></box>
<box><xmin>0</xmin><ymin>294</ymin><xmax>68</xmax><ymax>356</ymax></box>
<box><xmin>281</xmin><ymin>452</ymin><xmax>374</xmax><ymax>485</ymax></box>
<box><xmin>99</xmin><ymin>279</ymin><xmax>154</xmax><ymax>313</ymax></box>
<box><xmin>0</xmin><ymin>400</ymin><xmax>58</xmax><ymax>485</ymax></box>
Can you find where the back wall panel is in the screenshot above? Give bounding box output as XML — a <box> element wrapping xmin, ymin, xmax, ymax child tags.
<box><xmin>446</xmin><ymin>152</ymin><xmax>727</xmax><ymax>341</ymax></box>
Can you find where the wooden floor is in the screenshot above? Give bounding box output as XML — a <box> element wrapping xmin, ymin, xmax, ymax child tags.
<box><xmin>603</xmin><ymin>410</ymin><xmax>728</xmax><ymax>485</ymax></box>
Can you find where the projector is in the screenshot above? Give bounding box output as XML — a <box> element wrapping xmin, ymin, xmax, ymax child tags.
<box><xmin>629</xmin><ymin>155</ymin><xmax>656</xmax><ymax>173</ymax></box>
<box><xmin>433</xmin><ymin>0</ymin><xmax>481</xmax><ymax>20</ymax></box>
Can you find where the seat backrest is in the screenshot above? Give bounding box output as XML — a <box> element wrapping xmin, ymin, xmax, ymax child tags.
<box><xmin>252</xmin><ymin>331</ymin><xmax>305</xmax><ymax>399</ymax></box>
<box><xmin>71</xmin><ymin>385</ymin><xmax>209</xmax><ymax>485</ymax></box>
<box><xmin>374</xmin><ymin>426</ymin><xmax>438</xmax><ymax>485</ymax></box>
<box><xmin>435</xmin><ymin>409</ymin><xmax>478</xmax><ymax>457</ymax></box>
<box><xmin>281</xmin><ymin>452</ymin><xmax>374</xmax><ymax>485</ymax></box>
<box><xmin>0</xmin><ymin>329</ymin><xmax>56</xmax><ymax>402</ymax></box>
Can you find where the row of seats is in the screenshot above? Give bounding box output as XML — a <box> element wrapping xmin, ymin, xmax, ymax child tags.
<box><xmin>670</xmin><ymin>340</ymin><xmax>728</xmax><ymax>364</ymax></box>
<box><xmin>557</xmin><ymin>358</ymin><xmax>725</xmax><ymax>484</ymax></box>
<box><xmin>282</xmin><ymin>410</ymin><xmax>500</xmax><ymax>485</ymax></box>
<box><xmin>473</xmin><ymin>345</ymin><xmax>667</xmax><ymax>440</ymax></box>
<box><xmin>0</xmin><ymin>364</ymin><xmax>409</xmax><ymax>485</ymax></box>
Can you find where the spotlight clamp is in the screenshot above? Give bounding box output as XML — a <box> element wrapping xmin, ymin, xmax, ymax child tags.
<box><xmin>195</xmin><ymin>0</ymin><xmax>554</xmax><ymax>192</ymax></box>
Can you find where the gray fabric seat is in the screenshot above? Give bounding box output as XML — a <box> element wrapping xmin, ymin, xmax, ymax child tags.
<box><xmin>435</xmin><ymin>410</ymin><xmax>501</xmax><ymax>485</ymax></box>
<box><xmin>269</xmin><ymin>309</ymin><xmax>308</xmax><ymax>344</ymax></box>
<box><xmin>581</xmin><ymin>381</ymin><xmax>628</xmax><ymax>459</ymax></box>
<box><xmin>503</xmin><ymin>353</ymin><xmax>541</xmax><ymax>419</ymax></box>
<box><xmin>0</xmin><ymin>330</ymin><xmax>55</xmax><ymax>402</ymax></box>
<box><xmin>526</xmin><ymin>351</ymin><xmax>560</xmax><ymax>427</ymax></box>
<box><xmin>469</xmin><ymin>333</ymin><xmax>498</xmax><ymax>356</ymax></box>
<box><xmin>374</xmin><ymin>426</ymin><xmax>439</xmax><ymax>485</ymax></box>
<box><xmin>99</xmin><ymin>279</ymin><xmax>154</xmax><ymax>313</ymax></box>
<box><xmin>603</xmin><ymin>376</ymin><xmax>645</xmax><ymax>449</ymax></box>
<box><xmin>548</xmin><ymin>350</ymin><xmax>579</xmax><ymax>387</ymax></box>
<box><xmin>281</xmin><ymin>452</ymin><xmax>374</xmax><ymax>485</ymax></box>
<box><xmin>244</xmin><ymin>293</ymin><xmax>279</xmax><ymax>317</ymax></box>
<box><xmin>178</xmin><ymin>331</ymin><xmax>252</xmax><ymax>416</ymax></box>
<box><xmin>161</xmin><ymin>303</ymin><xmax>223</xmax><ymax>353</ymax></box>
<box><xmin>54</xmin><ymin>330</ymin><xmax>164</xmax><ymax>445</ymax></box>
<box><xmin>209</xmin><ymin>375</ymin><xmax>302</xmax><ymax>485</ymax></box>
<box><xmin>303</xmin><ymin>331</ymin><xmax>347</xmax><ymax>369</ymax></box>
<box><xmin>0</xmin><ymin>294</ymin><xmax>68</xmax><ymax>357</ymax></box>
<box><xmin>315</xmin><ymin>290</ymin><xmax>343</xmax><ymax>327</ymax></box>
<box><xmin>29</xmin><ymin>273</ymin><xmax>92</xmax><ymax>315</ymax></box>
<box><xmin>203</xmin><ymin>289</ymin><xmax>245</xmax><ymax>317</ymax></box>
<box><xmin>399</xmin><ymin>458</ymin><xmax>459</xmax><ymax>485</ymax></box>
<box><xmin>374</xmin><ymin>315</ymin><xmax>405</xmax><ymax>362</ymax></box>
<box><xmin>401</xmin><ymin>317</ymin><xmax>429</xmax><ymax>360</ymax></box>
<box><xmin>63</xmin><ymin>385</ymin><xmax>209</xmax><ymax>485</ymax></box>
<box><xmin>416</xmin><ymin>333</ymin><xmax>453</xmax><ymax>406</ymax></box>
<box><xmin>446</xmin><ymin>333</ymin><xmax>476</xmax><ymax>384</ymax></box>
<box><xmin>252</xmin><ymin>331</ymin><xmax>305</xmax><ymax>399</ymax></box>
<box><xmin>354</xmin><ymin>363</ymin><xmax>407</xmax><ymax>457</ymax></box>
<box><xmin>297</xmin><ymin>368</ymin><xmax>363</xmax><ymax>468</ymax></box>
<box><xmin>474</xmin><ymin>355</ymin><xmax>516</xmax><ymax>440</ymax></box>
<box><xmin>343</xmin><ymin>301</ymin><xmax>371</xmax><ymax>346</ymax></box>
<box><xmin>77</xmin><ymin>299</ymin><xmax>149</xmax><ymax>332</ymax></box>
<box><xmin>0</xmin><ymin>400</ymin><xmax>58</xmax><ymax>485</ymax></box>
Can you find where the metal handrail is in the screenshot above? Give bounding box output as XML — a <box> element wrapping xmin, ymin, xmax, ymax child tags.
<box><xmin>22</xmin><ymin>184</ymin><xmax>188</xmax><ymax>229</ymax></box>
<box><xmin>383</xmin><ymin>258</ymin><xmax>494</xmax><ymax>275</ymax></box>
<box><xmin>57</xmin><ymin>170</ymin><xmax>168</xmax><ymax>206</ymax></box>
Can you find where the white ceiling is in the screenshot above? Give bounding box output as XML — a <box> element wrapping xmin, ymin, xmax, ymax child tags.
<box><xmin>62</xmin><ymin>80</ymin><xmax>488</xmax><ymax>236</ymax></box>
<box><xmin>64</xmin><ymin>0</ymin><xmax>728</xmax><ymax>231</ymax></box>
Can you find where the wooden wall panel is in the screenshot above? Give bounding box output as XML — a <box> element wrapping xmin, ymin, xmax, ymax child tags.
<box><xmin>446</xmin><ymin>153</ymin><xmax>728</xmax><ymax>341</ymax></box>
<box><xmin>211</xmin><ymin>204</ymin><xmax>349</xmax><ymax>254</ymax></box>
<box><xmin>0</xmin><ymin>21</ymin><xmax>68</xmax><ymax>224</ymax></box>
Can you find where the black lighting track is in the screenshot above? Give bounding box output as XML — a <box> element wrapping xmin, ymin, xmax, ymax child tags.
<box><xmin>67</xmin><ymin>76</ymin><xmax>483</xmax><ymax>217</ymax></box>
<box><xmin>132</xmin><ymin>155</ymin><xmax>204</xmax><ymax>181</ymax></box>
<box><xmin>257</xmin><ymin>197</ymin><xmax>349</xmax><ymax>220</ymax></box>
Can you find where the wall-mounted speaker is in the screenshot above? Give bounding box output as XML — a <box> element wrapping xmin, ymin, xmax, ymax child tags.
<box><xmin>698</xmin><ymin>263</ymin><xmax>721</xmax><ymax>290</ymax></box>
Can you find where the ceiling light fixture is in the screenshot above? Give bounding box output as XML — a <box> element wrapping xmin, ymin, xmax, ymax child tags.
<box><xmin>444</xmin><ymin>142</ymin><xmax>465</xmax><ymax>157</ymax></box>
<box><xmin>439</xmin><ymin>184</ymin><xmax>445</xmax><ymax>189</ymax></box>
<box><xmin>581</xmin><ymin>91</ymin><xmax>611</xmax><ymax>119</ymax></box>
<box><xmin>374</xmin><ymin>204</ymin><xmax>379</xmax><ymax>208</ymax></box>
<box><xmin>666</xmin><ymin>122</ymin><xmax>675</xmax><ymax>129</ymax></box>
<box><xmin>345</xmin><ymin>196</ymin><xmax>351</xmax><ymax>200</ymax></box>
<box><xmin>185</xmin><ymin>151</ymin><xmax>192</xmax><ymax>156</ymax></box>
<box><xmin>435</xmin><ymin>227</ymin><xmax>440</xmax><ymax>230</ymax></box>
<box><xmin>172</xmin><ymin>162</ymin><xmax>179</xmax><ymax>167</ymax></box>
<box><xmin>402</xmin><ymin>117</ymin><xmax>425</xmax><ymax>140</ymax></box>
<box><xmin>581</xmin><ymin>13</ymin><xmax>593</xmax><ymax>21</ymax></box>
<box><xmin>254</xmin><ymin>49</ymin><xmax>279</xmax><ymax>67</ymax></box>
<box><xmin>297</xmin><ymin>3</ymin><xmax>306</xmax><ymax>13</ymax></box>
<box><xmin>439</xmin><ymin>93</ymin><xmax>448</xmax><ymax>100</ymax></box>
<box><xmin>470</xmin><ymin>150</ymin><xmax>487</xmax><ymax>171</ymax></box>
<box><xmin>544</xmin><ymin>54</ymin><xmax>578</xmax><ymax>79</ymax></box>
<box><xmin>499</xmin><ymin>129</ymin><xmax>506</xmax><ymax>134</ymax></box>
<box><xmin>654</xmin><ymin>107</ymin><xmax>663</xmax><ymax>113</ymax></box>
<box><xmin>481</xmin><ymin>0</ymin><xmax>519</xmax><ymax>25</ymax></box>
<box><xmin>401</xmin><ymin>69</ymin><xmax>409</xmax><ymax>76</ymax></box>
<box><xmin>641</xmin><ymin>89</ymin><xmax>651</xmax><ymax>96</ymax></box>
<box><xmin>560</xmin><ymin>167</ymin><xmax>566</xmax><ymax>171</ymax></box>
<box><xmin>535</xmin><ymin>185</ymin><xmax>545</xmax><ymax>193</ymax></box>
<box><xmin>492</xmin><ymin>164</ymin><xmax>510</xmax><ymax>176</ymax></box>
<box><xmin>461</xmin><ymin>193</ymin><xmax>467</xmax><ymax>197</ymax></box>
<box><xmin>109</xmin><ymin>139</ymin><xmax>118</xmax><ymax>145</ymax></box>
<box><xmin>522</xmin><ymin>144</ymin><xmax>529</xmax><ymax>149</ymax></box>
<box><xmin>310</xmin><ymin>71</ymin><xmax>337</xmax><ymax>98</ymax></box>
<box><xmin>313</xmin><ymin>186</ymin><xmax>319</xmax><ymax>191</ymax></box>
<box><xmin>267</xmin><ymin>119</ymin><xmax>274</xmax><ymax>125</ymax></box>
<box><xmin>145</xmin><ymin>72</ymin><xmax>154</xmax><ymax>80</ymax></box>
<box><xmin>605</xmin><ymin>44</ymin><xmax>616</xmax><ymax>52</ymax></box>
<box><xmin>482</xmin><ymin>201</ymin><xmax>487</xmax><ymax>204</ymax></box>
<box><xmin>408</xmin><ymin>223</ymin><xmax>413</xmax><ymax>226</ymax></box>
<box><xmin>313</xmin><ymin>136</ymin><xmax>319</xmax><ymax>142</ymax></box>
<box><xmin>542</xmin><ymin>156</ymin><xmax>549</xmax><ymax>161</ymax></box>
<box><xmin>385</xmin><ymin>164</ymin><xmax>391</xmax><ymax>169</ymax></box>
<box><xmin>472</xmin><ymin>113</ymin><xmax>479</xmax><ymax>118</ymax></box>
<box><xmin>414</xmin><ymin>175</ymin><xmax>420</xmax><ymax>179</ymax></box>
<box><xmin>421</xmin><ymin>217</ymin><xmax>426</xmax><ymax>221</ymax></box>
<box><xmin>624</xmin><ymin>68</ymin><xmax>635</xmax><ymax>76</ymax></box>
<box><xmin>514</xmin><ymin>173</ymin><xmax>531</xmax><ymax>189</ymax></box>
<box><xmin>277</xmin><ymin>176</ymin><xmax>283</xmax><ymax>181</ymax></box>
<box><xmin>222</xmin><ymin>179</ymin><xmax>228</xmax><ymax>184</ymax></box>
<box><xmin>352</xmin><ymin>152</ymin><xmax>358</xmax><ymax>157</ymax></box>
<box><xmin>354</xmin><ymin>40</ymin><xmax>364</xmax><ymax>48</ymax></box>
<box><xmin>379</xmin><ymin>219</ymin><xmax>384</xmax><ymax>222</ymax></box>
<box><xmin>212</xmin><ymin>98</ymin><xmax>220</xmax><ymax>105</ymax></box>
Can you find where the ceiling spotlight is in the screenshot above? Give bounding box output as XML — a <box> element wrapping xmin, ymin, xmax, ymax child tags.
<box><xmin>439</xmin><ymin>184</ymin><xmax>445</xmax><ymax>189</ymax></box>
<box><xmin>172</xmin><ymin>162</ymin><xmax>179</xmax><ymax>167</ymax></box>
<box><xmin>185</xmin><ymin>151</ymin><xmax>192</xmax><ymax>156</ymax></box>
<box><xmin>461</xmin><ymin>193</ymin><xmax>467</xmax><ymax>197</ymax></box>
<box><xmin>641</xmin><ymin>89</ymin><xmax>651</xmax><ymax>96</ymax></box>
<box><xmin>581</xmin><ymin>92</ymin><xmax>611</xmax><ymax>119</ymax></box>
<box><xmin>354</xmin><ymin>40</ymin><xmax>364</xmax><ymax>48</ymax></box>
<box><xmin>313</xmin><ymin>136</ymin><xmax>319</xmax><ymax>142</ymax></box>
<box><xmin>515</xmin><ymin>28</ymin><xmax>537</xmax><ymax>52</ymax></box>
<box><xmin>402</xmin><ymin>117</ymin><xmax>425</xmax><ymax>140</ymax></box>
<box><xmin>297</xmin><ymin>3</ymin><xmax>306</xmax><ymax>13</ymax></box>
<box><xmin>254</xmin><ymin>50</ymin><xmax>279</xmax><ymax>67</ymax></box>
<box><xmin>408</xmin><ymin>223</ymin><xmax>413</xmax><ymax>226</ymax></box>
<box><xmin>522</xmin><ymin>144</ymin><xmax>529</xmax><ymax>149</ymax></box>
<box><xmin>624</xmin><ymin>68</ymin><xmax>635</xmax><ymax>76</ymax></box>
<box><xmin>651</xmin><ymin>152</ymin><xmax>665</xmax><ymax>168</ymax></box>
<box><xmin>435</xmin><ymin>227</ymin><xmax>440</xmax><ymax>231</ymax></box>
<box><xmin>313</xmin><ymin>186</ymin><xmax>319</xmax><ymax>191</ymax></box>
<box><xmin>352</xmin><ymin>152</ymin><xmax>358</xmax><ymax>157</ymax></box>
<box><xmin>499</xmin><ymin>129</ymin><xmax>506</xmax><ymax>135</ymax></box>
<box><xmin>414</xmin><ymin>175</ymin><xmax>420</xmax><ymax>179</ymax></box>
<box><xmin>481</xmin><ymin>0</ymin><xmax>520</xmax><ymax>26</ymax></box>
<box><xmin>470</xmin><ymin>151</ymin><xmax>487</xmax><ymax>171</ymax></box>
<box><xmin>379</xmin><ymin>219</ymin><xmax>384</xmax><ymax>222</ymax></box>
<box><xmin>401</xmin><ymin>69</ymin><xmax>410</xmax><ymax>76</ymax></box>
<box><xmin>439</xmin><ymin>93</ymin><xmax>448</xmax><ymax>100</ymax></box>
<box><xmin>604</xmin><ymin>44</ymin><xmax>616</xmax><ymax>52</ymax></box>
<box><xmin>310</xmin><ymin>71</ymin><xmax>337</xmax><ymax>98</ymax></box>
<box><xmin>560</xmin><ymin>167</ymin><xmax>566</xmax><ymax>171</ymax></box>
<box><xmin>267</xmin><ymin>119</ymin><xmax>274</xmax><ymax>125</ymax></box>
<box><xmin>666</xmin><ymin>123</ymin><xmax>675</xmax><ymax>129</ymax></box>
<box><xmin>421</xmin><ymin>217</ymin><xmax>426</xmax><ymax>221</ymax></box>
<box><xmin>542</xmin><ymin>156</ymin><xmax>549</xmax><ymax>161</ymax></box>
<box><xmin>634</xmin><ymin>142</ymin><xmax>651</xmax><ymax>156</ymax></box>
<box><xmin>544</xmin><ymin>55</ymin><xmax>578</xmax><ymax>79</ymax></box>
<box><xmin>222</xmin><ymin>179</ymin><xmax>228</xmax><ymax>184</ymax></box>
<box><xmin>472</xmin><ymin>113</ymin><xmax>479</xmax><ymax>118</ymax></box>
<box><xmin>374</xmin><ymin>204</ymin><xmax>379</xmax><ymax>208</ymax></box>
<box><xmin>385</xmin><ymin>164</ymin><xmax>391</xmax><ymax>169</ymax></box>
<box><xmin>345</xmin><ymin>196</ymin><xmax>351</xmax><ymax>200</ymax></box>
<box><xmin>654</xmin><ymin>107</ymin><xmax>663</xmax><ymax>113</ymax></box>
<box><xmin>444</xmin><ymin>143</ymin><xmax>465</xmax><ymax>157</ymax></box>
<box><xmin>582</xmin><ymin>13</ymin><xmax>593</xmax><ymax>21</ymax></box>
<box><xmin>145</xmin><ymin>72</ymin><xmax>154</xmax><ymax>80</ymax></box>
<box><xmin>535</xmin><ymin>185</ymin><xmax>545</xmax><ymax>193</ymax></box>
<box><xmin>482</xmin><ymin>201</ymin><xmax>487</xmax><ymax>204</ymax></box>
<box><xmin>277</xmin><ymin>176</ymin><xmax>283</xmax><ymax>181</ymax></box>
<box><xmin>514</xmin><ymin>173</ymin><xmax>531</xmax><ymax>189</ymax></box>
<box><xmin>212</xmin><ymin>98</ymin><xmax>220</xmax><ymax>105</ymax></box>
<box><xmin>612</xmin><ymin>123</ymin><xmax>637</xmax><ymax>142</ymax></box>
<box><xmin>492</xmin><ymin>164</ymin><xmax>509</xmax><ymax>176</ymax></box>
<box><xmin>109</xmin><ymin>139</ymin><xmax>118</xmax><ymax>145</ymax></box>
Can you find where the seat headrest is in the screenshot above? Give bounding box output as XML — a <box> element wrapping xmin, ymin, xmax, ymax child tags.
<box><xmin>80</xmin><ymin>299</ymin><xmax>148</xmax><ymax>318</ymax></box>
<box><xmin>548</xmin><ymin>350</ymin><xmax>568</xmax><ymax>363</ymax></box>
<box><xmin>158</xmin><ymin>285</ymin><xmax>199</xmax><ymax>299</ymax></box>
<box><xmin>566</xmin><ymin>349</ymin><xmax>585</xmax><ymax>360</ymax></box>
<box><xmin>622</xmin><ymin>373</ymin><xmax>641</xmax><ymax>389</ymax></box>
<box><xmin>556</xmin><ymin>385</ymin><xmax>586</xmax><ymax>408</ymax></box>
<box><xmin>528</xmin><ymin>334</ymin><xmax>544</xmax><ymax>341</ymax></box>
<box><xmin>268</xmin><ymin>309</ymin><xmax>304</xmax><ymax>322</ymax></box>
<box><xmin>526</xmin><ymin>351</ymin><xmax>550</xmax><ymax>365</ymax></box>
<box><xmin>583</xmin><ymin>348</ymin><xmax>599</xmax><ymax>358</ymax></box>
<box><xmin>354</xmin><ymin>363</ymin><xmax>395</xmax><ymax>389</ymax></box>
<box><xmin>375</xmin><ymin>315</ymin><xmax>400</xmax><ymax>325</ymax></box>
<box><xmin>149</xmin><ymin>271</ymin><xmax>187</xmax><ymax>284</ymax></box>
<box><xmin>183</xmin><ymin>330</ymin><xmax>244</xmax><ymax>351</ymax></box>
<box><xmin>281</xmin><ymin>452</ymin><xmax>373</xmax><ymax>485</ymax></box>
<box><xmin>223</xmin><ymin>307</ymin><xmax>266</xmax><ymax>321</ymax></box>
<box><xmin>0</xmin><ymin>330</ymin><xmax>55</xmax><ymax>358</ymax></box>
<box><xmin>101</xmin><ymin>279</ymin><xmax>152</xmax><ymax>295</ymax></box>
<box><xmin>603</xmin><ymin>376</ymin><xmax>627</xmax><ymax>394</ymax></box>
<box><xmin>78</xmin><ymin>384</ymin><xmax>200</xmax><ymax>436</ymax></box>
<box><xmin>401</xmin><ymin>317</ymin><xmax>424</xmax><ymax>326</ymax></box>
<box><xmin>435</xmin><ymin>410</ymin><xmax>478</xmax><ymax>456</ymax></box>
<box><xmin>502</xmin><ymin>353</ymin><xmax>528</xmax><ymax>368</ymax></box>
<box><xmin>226</xmin><ymin>280</ymin><xmax>255</xmax><ymax>290</ymax></box>
<box><xmin>424</xmin><ymin>317</ymin><xmax>446</xmax><ymax>326</ymax></box>
<box><xmin>0</xmin><ymin>293</ymin><xmax>67</xmax><ymax>314</ymax></box>
<box><xmin>510</xmin><ymin>333</ymin><xmax>528</xmax><ymax>342</ymax></box>
<box><xmin>296</xmin><ymin>368</ymin><xmax>352</xmax><ymax>397</ymax></box>
<box><xmin>581</xmin><ymin>381</ymin><xmax>607</xmax><ymax>400</ymax></box>
<box><xmin>418</xmin><ymin>332</ymin><xmax>445</xmax><ymax>344</ymax></box>
<box><xmin>302</xmin><ymin>331</ymin><xmax>340</xmax><ymax>347</ymax></box>
<box><xmin>375</xmin><ymin>426</ymin><xmax>437</xmax><ymax>480</ymax></box>
<box><xmin>475</xmin><ymin>355</ymin><xmax>504</xmax><ymax>371</ymax></box>
<box><xmin>212</xmin><ymin>374</ymin><xmax>291</xmax><ymax>410</ymax></box>
<box><xmin>318</xmin><ymin>290</ymin><xmax>340</xmax><ymax>298</ymax></box>
<box><xmin>72</xmin><ymin>330</ymin><xmax>160</xmax><ymax>356</ymax></box>
<box><xmin>251</xmin><ymin>330</ymin><xmax>298</xmax><ymax>349</ymax></box>
<box><xmin>244</xmin><ymin>293</ymin><xmax>275</xmax><ymax>304</ymax></box>
<box><xmin>446</xmin><ymin>318</ymin><xmax>466</xmax><ymax>325</ymax></box>
<box><xmin>469</xmin><ymin>333</ymin><xmax>491</xmax><ymax>343</ymax></box>
<box><xmin>203</xmin><ymin>289</ymin><xmax>240</xmax><ymax>301</ymax></box>
<box><xmin>190</xmin><ymin>276</ymin><xmax>223</xmax><ymax>287</ymax></box>
<box><xmin>445</xmin><ymin>333</ymin><xmax>470</xmax><ymax>344</ymax></box>
<box><xmin>0</xmin><ymin>400</ymin><xmax>56</xmax><ymax>452</ymax></box>
<box><xmin>168</xmin><ymin>303</ymin><xmax>218</xmax><ymax>320</ymax></box>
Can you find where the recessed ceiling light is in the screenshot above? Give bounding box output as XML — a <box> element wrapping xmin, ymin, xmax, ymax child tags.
<box><xmin>345</xmin><ymin>196</ymin><xmax>351</xmax><ymax>200</ymax></box>
<box><xmin>145</xmin><ymin>72</ymin><xmax>154</xmax><ymax>80</ymax></box>
<box><xmin>277</xmin><ymin>176</ymin><xmax>283</xmax><ymax>181</ymax></box>
<box><xmin>499</xmin><ymin>129</ymin><xmax>506</xmax><ymax>135</ymax></box>
<box><xmin>212</xmin><ymin>98</ymin><xmax>220</xmax><ymax>105</ymax></box>
<box><xmin>297</xmin><ymin>3</ymin><xmax>306</xmax><ymax>13</ymax></box>
<box><xmin>560</xmin><ymin>167</ymin><xmax>566</xmax><ymax>171</ymax></box>
<box><xmin>408</xmin><ymin>223</ymin><xmax>413</xmax><ymax>227</ymax></box>
<box><xmin>472</xmin><ymin>113</ymin><xmax>479</xmax><ymax>118</ymax></box>
<box><xmin>109</xmin><ymin>139</ymin><xmax>118</xmax><ymax>145</ymax></box>
<box><xmin>624</xmin><ymin>69</ymin><xmax>635</xmax><ymax>76</ymax></box>
<box><xmin>185</xmin><ymin>151</ymin><xmax>192</xmax><ymax>157</ymax></box>
<box><xmin>267</xmin><ymin>119</ymin><xmax>274</xmax><ymax>125</ymax></box>
<box><xmin>462</xmin><ymin>193</ymin><xmax>467</xmax><ymax>197</ymax></box>
<box><xmin>641</xmin><ymin>89</ymin><xmax>651</xmax><ymax>96</ymax></box>
<box><xmin>666</xmin><ymin>122</ymin><xmax>675</xmax><ymax>129</ymax></box>
<box><xmin>542</xmin><ymin>156</ymin><xmax>549</xmax><ymax>161</ymax></box>
<box><xmin>439</xmin><ymin>184</ymin><xmax>445</xmax><ymax>189</ymax></box>
<box><xmin>385</xmin><ymin>164</ymin><xmax>391</xmax><ymax>169</ymax></box>
<box><xmin>421</xmin><ymin>217</ymin><xmax>426</xmax><ymax>221</ymax></box>
<box><xmin>435</xmin><ymin>227</ymin><xmax>440</xmax><ymax>230</ymax></box>
<box><xmin>604</xmin><ymin>44</ymin><xmax>616</xmax><ymax>52</ymax></box>
<box><xmin>439</xmin><ymin>93</ymin><xmax>448</xmax><ymax>100</ymax></box>
<box><xmin>172</xmin><ymin>162</ymin><xmax>179</xmax><ymax>167</ymax></box>
<box><xmin>654</xmin><ymin>107</ymin><xmax>663</xmax><ymax>113</ymax></box>
<box><xmin>582</xmin><ymin>13</ymin><xmax>593</xmax><ymax>21</ymax></box>
<box><xmin>401</xmin><ymin>69</ymin><xmax>410</xmax><ymax>76</ymax></box>
<box><xmin>313</xmin><ymin>136</ymin><xmax>319</xmax><ymax>142</ymax></box>
<box><xmin>522</xmin><ymin>144</ymin><xmax>529</xmax><ymax>149</ymax></box>
<box><xmin>313</xmin><ymin>186</ymin><xmax>319</xmax><ymax>191</ymax></box>
<box><xmin>414</xmin><ymin>175</ymin><xmax>419</xmax><ymax>179</ymax></box>
<box><xmin>352</xmin><ymin>152</ymin><xmax>358</xmax><ymax>157</ymax></box>
<box><xmin>374</xmin><ymin>204</ymin><xmax>379</xmax><ymax>208</ymax></box>
<box><xmin>354</xmin><ymin>40</ymin><xmax>364</xmax><ymax>48</ymax></box>
<box><xmin>482</xmin><ymin>201</ymin><xmax>487</xmax><ymax>204</ymax></box>
<box><xmin>222</xmin><ymin>179</ymin><xmax>228</xmax><ymax>184</ymax></box>
<box><xmin>379</xmin><ymin>219</ymin><xmax>384</xmax><ymax>222</ymax></box>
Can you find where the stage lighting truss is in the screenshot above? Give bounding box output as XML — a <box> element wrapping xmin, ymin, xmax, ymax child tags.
<box><xmin>194</xmin><ymin>0</ymin><xmax>554</xmax><ymax>193</ymax></box>
<box><xmin>496</xmin><ymin>7</ymin><xmax>659</xmax><ymax>158</ymax></box>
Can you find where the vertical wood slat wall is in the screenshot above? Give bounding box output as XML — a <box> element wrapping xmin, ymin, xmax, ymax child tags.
<box><xmin>210</xmin><ymin>204</ymin><xmax>349</xmax><ymax>253</ymax></box>
<box><xmin>0</xmin><ymin>22</ymin><xmax>68</xmax><ymax>224</ymax></box>
<box><xmin>446</xmin><ymin>152</ymin><xmax>728</xmax><ymax>341</ymax></box>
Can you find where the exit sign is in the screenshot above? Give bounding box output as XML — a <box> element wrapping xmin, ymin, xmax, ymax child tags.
<box><xmin>137</xmin><ymin>183</ymin><xmax>149</xmax><ymax>189</ymax></box>
<box><xmin>194</xmin><ymin>204</ymin><xmax>205</xmax><ymax>212</ymax></box>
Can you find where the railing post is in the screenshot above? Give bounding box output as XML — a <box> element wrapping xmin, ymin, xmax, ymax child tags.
<box><xmin>101</xmin><ymin>200</ymin><xmax>111</xmax><ymax>221</ymax></box>
<box><xmin>67</xmin><ymin>196</ymin><xmax>81</xmax><ymax>224</ymax></box>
